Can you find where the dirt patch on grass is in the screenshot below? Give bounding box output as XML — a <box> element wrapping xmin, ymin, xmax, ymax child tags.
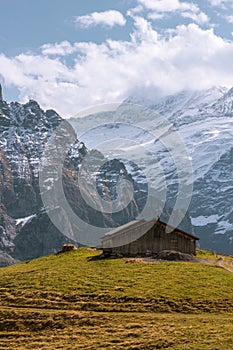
<box><xmin>125</xmin><ymin>258</ymin><xmax>144</xmax><ymax>264</ymax></box>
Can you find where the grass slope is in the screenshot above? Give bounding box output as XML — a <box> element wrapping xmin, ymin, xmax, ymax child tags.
<box><xmin>0</xmin><ymin>248</ymin><xmax>232</xmax><ymax>349</ymax></box>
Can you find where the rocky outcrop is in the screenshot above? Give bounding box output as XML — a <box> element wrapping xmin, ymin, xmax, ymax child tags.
<box><xmin>61</xmin><ymin>244</ymin><xmax>77</xmax><ymax>253</ymax></box>
<box><xmin>157</xmin><ymin>250</ymin><xmax>196</xmax><ymax>262</ymax></box>
<box><xmin>191</xmin><ymin>147</ymin><xmax>233</xmax><ymax>255</ymax></box>
<box><xmin>0</xmin><ymin>93</ymin><xmax>147</xmax><ymax>264</ymax></box>
<box><xmin>0</xmin><ymin>251</ymin><xmax>18</xmax><ymax>267</ymax></box>
<box><xmin>0</xmin><ymin>204</ymin><xmax>16</xmax><ymax>254</ymax></box>
<box><xmin>13</xmin><ymin>209</ymin><xmax>78</xmax><ymax>261</ymax></box>
<box><xmin>0</xmin><ymin>98</ymin><xmax>61</xmax><ymax>218</ymax></box>
<box><xmin>70</xmin><ymin>87</ymin><xmax>233</xmax><ymax>254</ymax></box>
<box><xmin>0</xmin><ymin>97</ymin><xmax>83</xmax><ymax>262</ymax></box>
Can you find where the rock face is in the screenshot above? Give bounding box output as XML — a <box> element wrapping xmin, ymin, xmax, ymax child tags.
<box><xmin>0</xmin><ymin>86</ymin><xmax>198</xmax><ymax>264</ymax></box>
<box><xmin>0</xmin><ymin>97</ymin><xmax>70</xmax><ymax>262</ymax></box>
<box><xmin>191</xmin><ymin>147</ymin><xmax>233</xmax><ymax>254</ymax></box>
<box><xmin>13</xmin><ymin>209</ymin><xmax>78</xmax><ymax>261</ymax></box>
<box><xmin>70</xmin><ymin>86</ymin><xmax>233</xmax><ymax>255</ymax></box>
<box><xmin>0</xmin><ymin>93</ymin><xmax>150</xmax><ymax>263</ymax></box>
<box><xmin>0</xmin><ymin>98</ymin><xmax>64</xmax><ymax>218</ymax></box>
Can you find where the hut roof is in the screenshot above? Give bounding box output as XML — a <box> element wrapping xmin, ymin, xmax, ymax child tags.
<box><xmin>157</xmin><ymin>219</ymin><xmax>199</xmax><ymax>240</ymax></box>
<box><xmin>103</xmin><ymin>219</ymin><xmax>147</xmax><ymax>237</ymax></box>
<box><xmin>102</xmin><ymin>218</ymin><xmax>199</xmax><ymax>243</ymax></box>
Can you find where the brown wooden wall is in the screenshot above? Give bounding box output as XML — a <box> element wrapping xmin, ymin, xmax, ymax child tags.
<box><xmin>108</xmin><ymin>222</ymin><xmax>196</xmax><ymax>256</ymax></box>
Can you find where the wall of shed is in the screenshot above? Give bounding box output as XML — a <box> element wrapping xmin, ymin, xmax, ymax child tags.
<box><xmin>106</xmin><ymin>223</ymin><xmax>196</xmax><ymax>256</ymax></box>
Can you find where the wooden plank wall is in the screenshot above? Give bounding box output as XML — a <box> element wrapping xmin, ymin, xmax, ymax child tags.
<box><xmin>110</xmin><ymin>222</ymin><xmax>195</xmax><ymax>256</ymax></box>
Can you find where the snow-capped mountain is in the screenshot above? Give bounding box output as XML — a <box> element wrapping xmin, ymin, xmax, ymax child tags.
<box><xmin>0</xmin><ymin>94</ymin><xmax>77</xmax><ymax>264</ymax></box>
<box><xmin>70</xmin><ymin>86</ymin><xmax>233</xmax><ymax>254</ymax></box>
<box><xmin>142</xmin><ymin>87</ymin><xmax>233</xmax><ymax>254</ymax></box>
<box><xmin>0</xmin><ymin>86</ymin><xmax>150</xmax><ymax>264</ymax></box>
<box><xmin>1</xmin><ymin>83</ymin><xmax>232</xmax><ymax>262</ymax></box>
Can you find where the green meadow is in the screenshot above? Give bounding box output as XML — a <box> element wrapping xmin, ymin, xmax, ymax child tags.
<box><xmin>0</xmin><ymin>248</ymin><xmax>232</xmax><ymax>349</ymax></box>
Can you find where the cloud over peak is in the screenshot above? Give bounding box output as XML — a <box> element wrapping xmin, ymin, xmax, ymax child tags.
<box><xmin>0</xmin><ymin>9</ymin><xmax>233</xmax><ymax>117</ymax></box>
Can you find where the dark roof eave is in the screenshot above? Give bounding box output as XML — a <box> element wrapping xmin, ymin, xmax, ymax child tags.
<box><xmin>158</xmin><ymin>219</ymin><xmax>199</xmax><ymax>240</ymax></box>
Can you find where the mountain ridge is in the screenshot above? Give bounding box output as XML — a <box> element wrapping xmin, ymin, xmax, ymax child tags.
<box><xmin>0</xmin><ymin>83</ymin><xmax>232</xmax><ymax>263</ymax></box>
<box><xmin>69</xmin><ymin>86</ymin><xmax>233</xmax><ymax>255</ymax></box>
<box><xmin>0</xmin><ymin>88</ymin><xmax>152</xmax><ymax>265</ymax></box>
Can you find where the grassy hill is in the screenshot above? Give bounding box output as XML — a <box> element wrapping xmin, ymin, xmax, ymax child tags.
<box><xmin>0</xmin><ymin>248</ymin><xmax>233</xmax><ymax>349</ymax></box>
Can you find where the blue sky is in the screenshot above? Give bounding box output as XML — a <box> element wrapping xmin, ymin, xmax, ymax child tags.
<box><xmin>0</xmin><ymin>0</ymin><xmax>133</xmax><ymax>54</ymax></box>
<box><xmin>0</xmin><ymin>0</ymin><xmax>233</xmax><ymax>116</ymax></box>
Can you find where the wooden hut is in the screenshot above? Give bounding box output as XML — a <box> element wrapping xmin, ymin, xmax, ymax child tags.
<box><xmin>102</xmin><ymin>219</ymin><xmax>199</xmax><ymax>256</ymax></box>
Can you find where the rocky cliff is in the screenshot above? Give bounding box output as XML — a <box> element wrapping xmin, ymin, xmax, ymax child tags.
<box><xmin>0</xmin><ymin>86</ymin><xmax>150</xmax><ymax>264</ymax></box>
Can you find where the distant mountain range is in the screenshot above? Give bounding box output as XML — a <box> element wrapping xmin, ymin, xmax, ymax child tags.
<box><xmin>0</xmin><ymin>85</ymin><xmax>159</xmax><ymax>265</ymax></box>
<box><xmin>70</xmin><ymin>86</ymin><xmax>233</xmax><ymax>255</ymax></box>
<box><xmin>0</xmin><ymin>84</ymin><xmax>232</xmax><ymax>265</ymax></box>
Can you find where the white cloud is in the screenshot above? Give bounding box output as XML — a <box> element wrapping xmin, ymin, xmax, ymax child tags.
<box><xmin>137</xmin><ymin>0</ymin><xmax>209</xmax><ymax>25</ymax></box>
<box><xmin>74</xmin><ymin>10</ymin><xmax>126</xmax><ymax>28</ymax></box>
<box><xmin>131</xmin><ymin>16</ymin><xmax>158</xmax><ymax>42</ymax></box>
<box><xmin>41</xmin><ymin>41</ymin><xmax>76</xmax><ymax>56</ymax></box>
<box><xmin>181</xmin><ymin>11</ymin><xmax>209</xmax><ymax>25</ymax></box>
<box><xmin>1</xmin><ymin>18</ymin><xmax>233</xmax><ymax>117</ymax></box>
<box><xmin>127</xmin><ymin>5</ymin><xmax>144</xmax><ymax>16</ymax></box>
<box><xmin>138</xmin><ymin>0</ymin><xmax>199</xmax><ymax>13</ymax></box>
